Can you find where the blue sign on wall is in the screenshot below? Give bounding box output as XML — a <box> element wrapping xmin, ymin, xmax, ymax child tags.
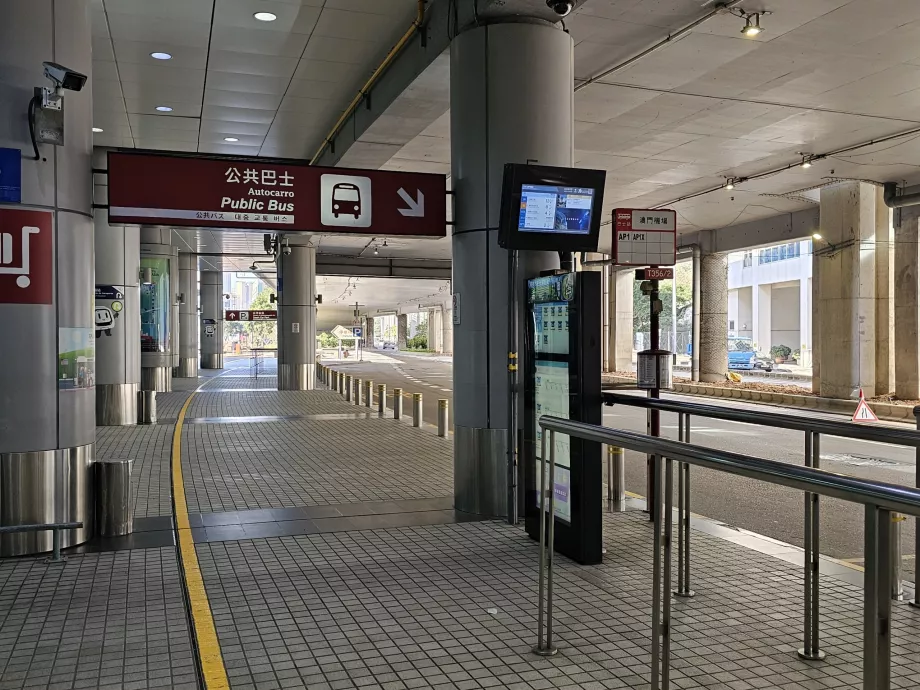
<box><xmin>0</xmin><ymin>148</ymin><xmax>22</xmax><ymax>203</ymax></box>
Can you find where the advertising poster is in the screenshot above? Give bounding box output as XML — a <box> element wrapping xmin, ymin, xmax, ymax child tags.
<box><xmin>95</xmin><ymin>285</ymin><xmax>125</xmax><ymax>338</ymax></box>
<box><xmin>58</xmin><ymin>328</ymin><xmax>95</xmax><ymax>390</ymax></box>
<box><xmin>140</xmin><ymin>258</ymin><xmax>170</xmax><ymax>353</ymax></box>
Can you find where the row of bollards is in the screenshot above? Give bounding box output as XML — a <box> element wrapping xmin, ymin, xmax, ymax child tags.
<box><xmin>318</xmin><ymin>363</ymin><xmax>448</xmax><ymax>436</ymax></box>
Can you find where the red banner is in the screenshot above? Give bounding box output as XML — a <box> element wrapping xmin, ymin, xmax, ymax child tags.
<box><xmin>226</xmin><ymin>310</ymin><xmax>276</xmax><ymax>322</ymax></box>
<box><xmin>0</xmin><ymin>208</ymin><xmax>52</xmax><ymax>304</ymax></box>
<box><xmin>108</xmin><ymin>152</ymin><xmax>447</xmax><ymax>237</ymax></box>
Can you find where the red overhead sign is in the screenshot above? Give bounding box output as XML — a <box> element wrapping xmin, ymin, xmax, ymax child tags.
<box><xmin>107</xmin><ymin>152</ymin><xmax>447</xmax><ymax>238</ymax></box>
<box><xmin>638</xmin><ymin>267</ymin><xmax>674</xmax><ymax>280</ymax></box>
<box><xmin>0</xmin><ymin>208</ymin><xmax>52</xmax><ymax>305</ymax></box>
<box><xmin>226</xmin><ymin>310</ymin><xmax>277</xmax><ymax>321</ymax></box>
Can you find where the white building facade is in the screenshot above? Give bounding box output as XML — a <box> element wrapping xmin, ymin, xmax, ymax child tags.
<box><xmin>727</xmin><ymin>240</ymin><xmax>813</xmax><ymax>367</ymax></box>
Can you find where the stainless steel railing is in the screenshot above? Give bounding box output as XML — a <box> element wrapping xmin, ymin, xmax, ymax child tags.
<box><xmin>602</xmin><ymin>391</ymin><xmax>920</xmax><ymax>658</ymax></box>
<box><xmin>534</xmin><ymin>415</ymin><xmax>920</xmax><ymax>690</ymax></box>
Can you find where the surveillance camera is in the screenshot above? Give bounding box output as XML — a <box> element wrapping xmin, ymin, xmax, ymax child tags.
<box><xmin>249</xmin><ymin>263</ymin><xmax>258</xmax><ymax>271</ymax></box>
<box><xmin>42</xmin><ymin>62</ymin><xmax>87</xmax><ymax>92</ymax></box>
<box><xmin>546</xmin><ymin>0</ymin><xmax>573</xmax><ymax>17</ymax></box>
<box><xmin>282</xmin><ymin>245</ymin><xmax>292</xmax><ymax>256</ymax></box>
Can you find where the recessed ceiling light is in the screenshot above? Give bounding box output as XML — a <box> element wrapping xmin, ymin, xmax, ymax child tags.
<box><xmin>155</xmin><ymin>106</ymin><xmax>173</xmax><ymax>112</ymax></box>
<box><xmin>253</xmin><ymin>11</ymin><xmax>277</xmax><ymax>21</ymax></box>
<box><xmin>150</xmin><ymin>52</ymin><xmax>172</xmax><ymax>60</ymax></box>
<box><xmin>92</xmin><ymin>127</ymin><xmax>103</xmax><ymax>133</ymax></box>
<box><xmin>224</xmin><ymin>137</ymin><xmax>239</xmax><ymax>142</ymax></box>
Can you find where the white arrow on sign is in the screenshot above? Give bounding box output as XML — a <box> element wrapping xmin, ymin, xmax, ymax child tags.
<box><xmin>397</xmin><ymin>188</ymin><xmax>425</xmax><ymax>217</ymax></box>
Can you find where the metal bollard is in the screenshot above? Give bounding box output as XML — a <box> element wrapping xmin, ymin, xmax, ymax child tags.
<box><xmin>412</xmin><ymin>393</ymin><xmax>423</xmax><ymax>427</ymax></box>
<box><xmin>331</xmin><ymin>370</ymin><xmax>336</xmax><ymax>391</ymax></box>
<box><xmin>378</xmin><ymin>384</ymin><xmax>386</xmax><ymax>417</ymax></box>
<box><xmin>344</xmin><ymin>375</ymin><xmax>352</xmax><ymax>401</ymax></box>
<box><xmin>437</xmin><ymin>399</ymin><xmax>448</xmax><ymax>437</ymax></box>
<box><xmin>393</xmin><ymin>388</ymin><xmax>403</xmax><ymax>419</ymax></box>
<box><xmin>892</xmin><ymin>513</ymin><xmax>905</xmax><ymax>601</ymax></box>
<box><xmin>607</xmin><ymin>446</ymin><xmax>626</xmax><ymax>511</ymax></box>
<box><xmin>137</xmin><ymin>390</ymin><xmax>156</xmax><ymax>424</ymax></box>
<box><xmin>353</xmin><ymin>378</ymin><xmax>362</xmax><ymax>406</ymax></box>
<box><xmin>365</xmin><ymin>380</ymin><xmax>373</xmax><ymax>408</ymax></box>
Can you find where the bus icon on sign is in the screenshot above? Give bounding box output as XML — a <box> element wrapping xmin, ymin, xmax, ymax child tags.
<box><xmin>332</xmin><ymin>183</ymin><xmax>361</xmax><ymax>219</ymax></box>
<box><xmin>321</xmin><ymin>174</ymin><xmax>372</xmax><ymax>228</ymax></box>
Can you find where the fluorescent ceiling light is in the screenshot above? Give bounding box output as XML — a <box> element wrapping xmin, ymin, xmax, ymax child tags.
<box><xmin>150</xmin><ymin>52</ymin><xmax>172</xmax><ymax>60</ymax></box>
<box><xmin>253</xmin><ymin>11</ymin><xmax>277</xmax><ymax>21</ymax></box>
<box><xmin>155</xmin><ymin>106</ymin><xmax>173</xmax><ymax>112</ymax></box>
<box><xmin>224</xmin><ymin>137</ymin><xmax>239</xmax><ymax>142</ymax></box>
<box><xmin>92</xmin><ymin>127</ymin><xmax>103</xmax><ymax>133</ymax></box>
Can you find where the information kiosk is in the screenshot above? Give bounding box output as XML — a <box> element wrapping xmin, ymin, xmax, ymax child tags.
<box><xmin>522</xmin><ymin>271</ymin><xmax>603</xmax><ymax>565</ymax></box>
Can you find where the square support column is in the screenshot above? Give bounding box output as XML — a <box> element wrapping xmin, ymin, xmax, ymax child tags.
<box><xmin>607</xmin><ymin>267</ymin><xmax>634</xmax><ymax>372</ymax></box>
<box><xmin>894</xmin><ymin>207</ymin><xmax>920</xmax><ymax>400</ymax></box>
<box><xmin>814</xmin><ymin>182</ymin><xmax>878</xmax><ymax>398</ymax></box>
<box><xmin>699</xmin><ymin>253</ymin><xmax>728</xmax><ymax>382</ymax></box>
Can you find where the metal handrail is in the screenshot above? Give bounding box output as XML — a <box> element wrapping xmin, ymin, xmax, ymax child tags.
<box><xmin>602</xmin><ymin>391</ymin><xmax>920</xmax><ymax>446</ymax></box>
<box><xmin>542</xmin><ymin>417</ymin><xmax>920</xmax><ymax>513</ymax></box>
<box><xmin>602</xmin><ymin>389</ymin><xmax>920</xmax><ymax>657</ymax></box>
<box><xmin>0</xmin><ymin>521</ymin><xmax>84</xmax><ymax>562</ymax></box>
<box><xmin>534</xmin><ymin>416</ymin><xmax>915</xmax><ymax>690</ymax></box>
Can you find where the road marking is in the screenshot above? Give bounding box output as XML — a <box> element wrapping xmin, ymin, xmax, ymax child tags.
<box><xmin>172</xmin><ymin>383</ymin><xmax>230</xmax><ymax>690</ymax></box>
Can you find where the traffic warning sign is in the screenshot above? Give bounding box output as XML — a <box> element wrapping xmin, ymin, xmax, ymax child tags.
<box><xmin>852</xmin><ymin>389</ymin><xmax>879</xmax><ymax>423</ymax></box>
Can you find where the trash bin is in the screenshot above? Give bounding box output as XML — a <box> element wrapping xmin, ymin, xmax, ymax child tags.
<box><xmin>95</xmin><ymin>459</ymin><xmax>134</xmax><ymax>537</ymax></box>
<box><xmin>137</xmin><ymin>390</ymin><xmax>156</xmax><ymax>424</ymax></box>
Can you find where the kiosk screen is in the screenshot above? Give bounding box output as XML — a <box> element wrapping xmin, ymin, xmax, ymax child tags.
<box><xmin>519</xmin><ymin>185</ymin><xmax>594</xmax><ymax>235</ymax></box>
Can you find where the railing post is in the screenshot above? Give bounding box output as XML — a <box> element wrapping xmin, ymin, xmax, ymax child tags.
<box><xmin>412</xmin><ymin>393</ymin><xmax>423</xmax><ymax>427</ymax></box>
<box><xmin>378</xmin><ymin>384</ymin><xmax>386</xmax><ymax>417</ymax></box>
<box><xmin>393</xmin><ymin>388</ymin><xmax>403</xmax><ymax>419</ymax></box>
<box><xmin>912</xmin><ymin>405</ymin><xmax>920</xmax><ymax>609</ymax></box>
<box><xmin>48</xmin><ymin>527</ymin><xmax>62</xmax><ymax>563</ymax></box>
<box><xmin>891</xmin><ymin>513</ymin><xmax>905</xmax><ymax>601</ymax></box>
<box><xmin>662</xmin><ymin>455</ymin><xmax>674</xmax><ymax>688</ymax></box>
<box><xmin>675</xmin><ymin>413</ymin><xmax>693</xmax><ymax>598</ymax></box>
<box><xmin>365</xmin><ymin>380</ymin><xmax>373</xmax><ymax>408</ymax></box>
<box><xmin>864</xmin><ymin>504</ymin><xmax>892</xmax><ymax>690</ymax></box>
<box><xmin>651</xmin><ymin>453</ymin><xmax>664</xmax><ymax>690</ymax></box>
<box><xmin>799</xmin><ymin>431</ymin><xmax>825</xmax><ymax>661</ymax></box>
<box><xmin>533</xmin><ymin>426</ymin><xmax>557</xmax><ymax>656</ymax></box>
<box><xmin>438</xmin><ymin>399</ymin><xmax>449</xmax><ymax>437</ymax></box>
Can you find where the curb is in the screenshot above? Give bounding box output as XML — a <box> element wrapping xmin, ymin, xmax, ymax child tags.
<box><xmin>603</xmin><ymin>376</ymin><xmax>916</xmax><ymax>424</ymax></box>
<box><xmin>672</xmin><ymin>366</ymin><xmax>812</xmax><ymax>382</ymax></box>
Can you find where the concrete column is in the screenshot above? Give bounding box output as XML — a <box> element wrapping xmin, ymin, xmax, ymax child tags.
<box><xmin>365</xmin><ymin>316</ymin><xmax>375</xmax><ymax>348</ymax></box>
<box><xmin>277</xmin><ymin>236</ymin><xmax>316</xmax><ymax>390</ymax></box>
<box><xmin>93</xmin><ymin>201</ymin><xmax>140</xmax><ymax>425</ymax></box>
<box><xmin>875</xmin><ymin>191</ymin><xmax>894</xmax><ymax>395</ymax></box>
<box><xmin>397</xmin><ymin>314</ymin><xmax>408</xmax><ymax>350</ymax></box>
<box><xmin>753</xmin><ymin>283</ymin><xmax>772</xmax><ymax>355</ymax></box>
<box><xmin>176</xmin><ymin>252</ymin><xmax>198</xmax><ymax>378</ymax></box>
<box><xmin>200</xmin><ymin>271</ymin><xmax>224</xmax><ymax>369</ymax></box>
<box><xmin>799</xmin><ymin>277</ymin><xmax>812</xmax><ymax>368</ymax></box>
<box><xmin>814</xmin><ymin>182</ymin><xmax>877</xmax><ymax>398</ymax></box>
<box><xmin>0</xmin><ymin>0</ymin><xmax>94</xmax><ymax>554</ymax></box>
<box><xmin>894</xmin><ymin>206</ymin><xmax>920</xmax><ymax>400</ymax></box>
<box><xmin>140</xmin><ymin>228</ymin><xmax>177</xmax><ymax>392</ymax></box>
<box><xmin>699</xmin><ymin>253</ymin><xmax>729</xmax><ymax>383</ymax></box>
<box><xmin>607</xmin><ymin>268</ymin><xmax>634</xmax><ymax>372</ymax></box>
<box><xmin>451</xmin><ymin>21</ymin><xmax>572</xmax><ymax>517</ymax></box>
<box><xmin>441</xmin><ymin>297</ymin><xmax>454</xmax><ymax>355</ymax></box>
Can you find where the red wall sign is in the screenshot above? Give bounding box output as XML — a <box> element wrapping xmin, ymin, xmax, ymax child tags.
<box><xmin>226</xmin><ymin>310</ymin><xmax>277</xmax><ymax>321</ymax></box>
<box><xmin>638</xmin><ymin>267</ymin><xmax>674</xmax><ymax>280</ymax></box>
<box><xmin>0</xmin><ymin>208</ymin><xmax>52</xmax><ymax>305</ymax></box>
<box><xmin>108</xmin><ymin>152</ymin><xmax>447</xmax><ymax>238</ymax></box>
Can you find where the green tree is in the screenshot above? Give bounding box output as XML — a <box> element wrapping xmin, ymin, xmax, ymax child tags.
<box><xmin>318</xmin><ymin>331</ymin><xmax>338</xmax><ymax>349</ymax></box>
<box><xmin>244</xmin><ymin>290</ymin><xmax>277</xmax><ymax>346</ymax></box>
<box><xmin>632</xmin><ymin>263</ymin><xmax>692</xmax><ymax>334</ymax></box>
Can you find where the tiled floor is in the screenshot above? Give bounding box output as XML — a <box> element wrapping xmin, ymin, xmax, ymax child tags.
<box><xmin>3</xmin><ymin>360</ymin><xmax>920</xmax><ymax>690</ymax></box>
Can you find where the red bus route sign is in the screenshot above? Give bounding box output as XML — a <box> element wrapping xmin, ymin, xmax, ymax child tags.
<box><xmin>108</xmin><ymin>151</ymin><xmax>447</xmax><ymax>238</ymax></box>
<box><xmin>225</xmin><ymin>310</ymin><xmax>276</xmax><ymax>322</ymax></box>
<box><xmin>638</xmin><ymin>267</ymin><xmax>674</xmax><ymax>280</ymax></box>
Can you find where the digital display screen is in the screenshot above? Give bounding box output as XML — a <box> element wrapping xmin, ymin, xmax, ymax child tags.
<box><xmin>530</xmin><ymin>273</ymin><xmax>575</xmax><ymax>524</ymax></box>
<box><xmin>518</xmin><ymin>184</ymin><xmax>594</xmax><ymax>235</ymax></box>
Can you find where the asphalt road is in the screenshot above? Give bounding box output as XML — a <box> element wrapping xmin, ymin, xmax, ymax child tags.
<box><xmin>330</xmin><ymin>349</ymin><xmax>918</xmax><ymax>577</ymax></box>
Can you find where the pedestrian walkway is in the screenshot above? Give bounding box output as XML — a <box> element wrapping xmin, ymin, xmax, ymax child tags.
<box><xmin>2</xmin><ymin>356</ymin><xmax>920</xmax><ymax>689</ymax></box>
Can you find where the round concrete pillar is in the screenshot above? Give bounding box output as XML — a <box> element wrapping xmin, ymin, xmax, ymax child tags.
<box><xmin>699</xmin><ymin>253</ymin><xmax>729</xmax><ymax>383</ymax></box>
